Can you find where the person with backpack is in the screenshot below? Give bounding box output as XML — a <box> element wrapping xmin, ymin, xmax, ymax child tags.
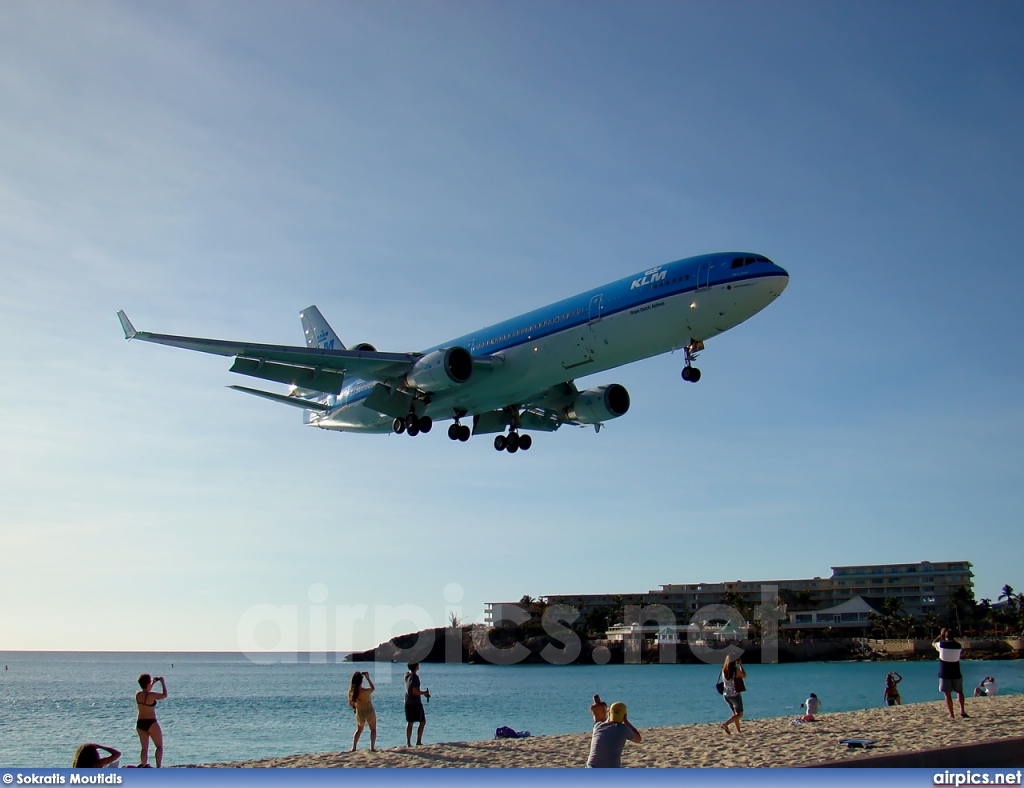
<box><xmin>719</xmin><ymin>655</ymin><xmax>746</xmax><ymax>734</ymax></box>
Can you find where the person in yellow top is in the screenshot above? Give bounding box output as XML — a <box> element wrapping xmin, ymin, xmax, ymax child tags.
<box><xmin>348</xmin><ymin>671</ymin><xmax>377</xmax><ymax>751</ymax></box>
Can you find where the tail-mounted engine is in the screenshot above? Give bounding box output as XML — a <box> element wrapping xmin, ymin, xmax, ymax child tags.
<box><xmin>405</xmin><ymin>347</ymin><xmax>474</xmax><ymax>392</ymax></box>
<box><xmin>566</xmin><ymin>384</ymin><xmax>630</xmax><ymax>425</ymax></box>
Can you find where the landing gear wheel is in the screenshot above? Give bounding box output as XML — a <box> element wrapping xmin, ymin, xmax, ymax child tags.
<box><xmin>519</xmin><ymin>434</ymin><xmax>532</xmax><ymax>451</ymax></box>
<box><xmin>407</xmin><ymin>420</ymin><xmax>420</xmax><ymax>437</ymax></box>
<box><xmin>682</xmin><ymin>366</ymin><xmax>701</xmax><ymax>382</ymax></box>
<box><xmin>419</xmin><ymin>416</ymin><xmax>432</xmax><ymax>434</ymax></box>
<box><xmin>458</xmin><ymin>425</ymin><xmax>471</xmax><ymax>442</ymax></box>
<box><xmin>393</xmin><ymin>417</ymin><xmax>406</xmax><ymax>434</ymax></box>
<box><xmin>507</xmin><ymin>440</ymin><xmax>519</xmax><ymax>453</ymax></box>
<box><xmin>506</xmin><ymin>432</ymin><xmax>520</xmax><ymax>451</ymax></box>
<box><xmin>494</xmin><ymin>435</ymin><xmax>507</xmax><ymax>451</ymax></box>
<box><xmin>448</xmin><ymin>424</ymin><xmax>460</xmax><ymax>440</ymax></box>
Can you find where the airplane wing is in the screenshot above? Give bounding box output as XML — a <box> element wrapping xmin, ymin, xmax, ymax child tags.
<box><xmin>117</xmin><ymin>310</ymin><xmax>415</xmax><ymax>395</ymax></box>
<box><xmin>471</xmin><ymin>382</ymin><xmax>580</xmax><ymax>435</ymax></box>
<box><xmin>471</xmin><ymin>381</ymin><xmax>626</xmax><ymax>434</ymax></box>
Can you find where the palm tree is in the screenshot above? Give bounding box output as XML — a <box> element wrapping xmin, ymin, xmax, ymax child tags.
<box><xmin>999</xmin><ymin>585</ymin><xmax>1015</xmax><ymax>609</ymax></box>
<box><xmin>948</xmin><ymin>586</ymin><xmax>976</xmax><ymax>633</ymax></box>
<box><xmin>721</xmin><ymin>591</ymin><xmax>749</xmax><ymax>619</ymax></box>
<box><xmin>867</xmin><ymin>612</ymin><xmax>893</xmax><ymax>638</ymax></box>
<box><xmin>921</xmin><ymin>611</ymin><xmax>942</xmax><ymax>639</ymax></box>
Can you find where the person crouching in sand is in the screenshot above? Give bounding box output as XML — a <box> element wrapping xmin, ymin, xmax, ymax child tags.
<box><xmin>974</xmin><ymin>676</ymin><xmax>998</xmax><ymax>697</ymax></box>
<box><xmin>72</xmin><ymin>743</ymin><xmax>121</xmax><ymax>768</ymax></box>
<box><xmin>348</xmin><ymin>671</ymin><xmax>377</xmax><ymax>751</ymax></box>
<box><xmin>800</xmin><ymin>692</ymin><xmax>821</xmax><ymax>721</ymax></box>
<box><xmin>586</xmin><ymin>694</ymin><xmax>641</xmax><ymax>768</ymax></box>
<box><xmin>720</xmin><ymin>655</ymin><xmax>746</xmax><ymax>734</ymax></box>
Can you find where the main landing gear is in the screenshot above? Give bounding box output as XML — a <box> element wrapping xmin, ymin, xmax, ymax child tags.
<box><xmin>493</xmin><ymin>431</ymin><xmax>532</xmax><ymax>453</ymax></box>
<box><xmin>447</xmin><ymin>412</ymin><xmax>471</xmax><ymax>442</ymax></box>
<box><xmin>492</xmin><ymin>405</ymin><xmax>532</xmax><ymax>453</ymax></box>
<box><xmin>393</xmin><ymin>412</ymin><xmax>432</xmax><ymax>437</ymax></box>
<box><xmin>681</xmin><ymin>339</ymin><xmax>704</xmax><ymax>383</ymax></box>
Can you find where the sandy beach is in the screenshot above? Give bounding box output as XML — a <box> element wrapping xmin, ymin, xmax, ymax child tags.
<box><xmin>202</xmin><ymin>693</ymin><xmax>1024</xmax><ymax>768</ymax></box>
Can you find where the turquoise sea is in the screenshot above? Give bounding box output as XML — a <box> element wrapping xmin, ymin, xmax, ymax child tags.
<box><xmin>1</xmin><ymin>652</ymin><xmax>1022</xmax><ymax>768</ymax></box>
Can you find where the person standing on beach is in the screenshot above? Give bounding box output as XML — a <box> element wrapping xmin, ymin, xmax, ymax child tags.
<box><xmin>884</xmin><ymin>671</ymin><xmax>903</xmax><ymax>706</ymax></box>
<box><xmin>135</xmin><ymin>673</ymin><xmax>167</xmax><ymax>767</ymax></box>
<box><xmin>933</xmin><ymin>628</ymin><xmax>968</xmax><ymax>719</ymax></box>
<box><xmin>586</xmin><ymin>694</ymin><xmax>641</xmax><ymax>768</ymax></box>
<box><xmin>404</xmin><ymin>663</ymin><xmax>430</xmax><ymax>746</ymax></box>
<box><xmin>720</xmin><ymin>655</ymin><xmax>746</xmax><ymax>734</ymax></box>
<box><xmin>348</xmin><ymin>671</ymin><xmax>377</xmax><ymax>752</ymax></box>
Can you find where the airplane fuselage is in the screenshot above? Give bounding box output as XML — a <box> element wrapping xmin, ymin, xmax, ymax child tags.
<box><xmin>316</xmin><ymin>252</ymin><xmax>788</xmax><ymax>433</ymax></box>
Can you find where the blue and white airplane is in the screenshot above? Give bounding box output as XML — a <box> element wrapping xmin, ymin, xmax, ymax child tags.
<box><xmin>117</xmin><ymin>252</ymin><xmax>788</xmax><ymax>453</ymax></box>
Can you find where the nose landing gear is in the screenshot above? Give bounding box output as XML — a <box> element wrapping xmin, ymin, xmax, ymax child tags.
<box><xmin>681</xmin><ymin>339</ymin><xmax>704</xmax><ymax>383</ymax></box>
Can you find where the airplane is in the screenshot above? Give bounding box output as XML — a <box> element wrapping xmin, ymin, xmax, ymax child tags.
<box><xmin>117</xmin><ymin>251</ymin><xmax>788</xmax><ymax>453</ymax></box>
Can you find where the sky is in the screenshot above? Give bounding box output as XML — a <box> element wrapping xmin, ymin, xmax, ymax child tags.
<box><xmin>1</xmin><ymin>1</ymin><xmax>1022</xmax><ymax>652</ymax></box>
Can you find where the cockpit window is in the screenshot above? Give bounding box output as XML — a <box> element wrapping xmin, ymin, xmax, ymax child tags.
<box><xmin>732</xmin><ymin>255</ymin><xmax>773</xmax><ymax>268</ymax></box>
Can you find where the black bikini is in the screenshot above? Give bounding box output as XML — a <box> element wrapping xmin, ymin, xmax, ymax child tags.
<box><xmin>136</xmin><ymin>695</ymin><xmax>158</xmax><ymax>732</ymax></box>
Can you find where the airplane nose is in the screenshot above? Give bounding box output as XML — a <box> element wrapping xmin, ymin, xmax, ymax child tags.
<box><xmin>774</xmin><ymin>266</ymin><xmax>790</xmax><ymax>294</ymax></box>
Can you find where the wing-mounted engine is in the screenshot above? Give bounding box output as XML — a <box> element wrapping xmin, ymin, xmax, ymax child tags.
<box><xmin>405</xmin><ymin>347</ymin><xmax>473</xmax><ymax>392</ymax></box>
<box><xmin>565</xmin><ymin>384</ymin><xmax>630</xmax><ymax>425</ymax></box>
<box><xmin>350</xmin><ymin>343</ymin><xmax>376</xmax><ymax>352</ymax></box>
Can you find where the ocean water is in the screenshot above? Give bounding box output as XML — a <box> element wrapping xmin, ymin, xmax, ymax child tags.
<box><xmin>1</xmin><ymin>652</ymin><xmax>1022</xmax><ymax>768</ymax></box>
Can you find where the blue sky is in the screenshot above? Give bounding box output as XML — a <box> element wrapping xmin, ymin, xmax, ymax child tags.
<box><xmin>1</xmin><ymin>1</ymin><xmax>1022</xmax><ymax>651</ymax></box>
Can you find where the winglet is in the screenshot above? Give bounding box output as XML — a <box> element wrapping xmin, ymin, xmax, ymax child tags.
<box><xmin>117</xmin><ymin>310</ymin><xmax>138</xmax><ymax>340</ymax></box>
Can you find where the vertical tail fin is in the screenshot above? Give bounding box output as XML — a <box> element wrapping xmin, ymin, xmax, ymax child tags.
<box><xmin>298</xmin><ymin>306</ymin><xmax>344</xmax><ymax>425</ymax></box>
<box><xmin>300</xmin><ymin>305</ymin><xmax>345</xmax><ymax>350</ymax></box>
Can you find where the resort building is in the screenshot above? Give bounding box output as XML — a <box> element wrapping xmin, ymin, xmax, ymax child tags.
<box><xmin>484</xmin><ymin>560</ymin><xmax>973</xmax><ymax>627</ymax></box>
<box><xmin>784</xmin><ymin>596</ymin><xmax>883</xmax><ymax>631</ymax></box>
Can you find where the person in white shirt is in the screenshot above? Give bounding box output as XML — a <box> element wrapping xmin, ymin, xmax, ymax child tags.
<box><xmin>800</xmin><ymin>692</ymin><xmax>821</xmax><ymax>721</ymax></box>
<box><xmin>933</xmin><ymin>628</ymin><xmax>968</xmax><ymax>719</ymax></box>
<box><xmin>974</xmin><ymin>676</ymin><xmax>998</xmax><ymax>697</ymax></box>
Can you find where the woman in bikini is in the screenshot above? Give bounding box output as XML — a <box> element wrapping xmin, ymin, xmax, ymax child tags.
<box><xmin>884</xmin><ymin>671</ymin><xmax>902</xmax><ymax>706</ymax></box>
<box><xmin>348</xmin><ymin>670</ymin><xmax>377</xmax><ymax>752</ymax></box>
<box><xmin>135</xmin><ymin>673</ymin><xmax>167</xmax><ymax>767</ymax></box>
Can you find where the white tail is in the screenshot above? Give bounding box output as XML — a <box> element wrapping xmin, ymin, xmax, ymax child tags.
<box><xmin>300</xmin><ymin>305</ymin><xmax>344</xmax><ymax>350</ymax></box>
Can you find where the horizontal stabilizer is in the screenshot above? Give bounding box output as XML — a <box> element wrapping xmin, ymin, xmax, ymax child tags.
<box><xmin>228</xmin><ymin>385</ymin><xmax>332</xmax><ymax>411</ymax></box>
